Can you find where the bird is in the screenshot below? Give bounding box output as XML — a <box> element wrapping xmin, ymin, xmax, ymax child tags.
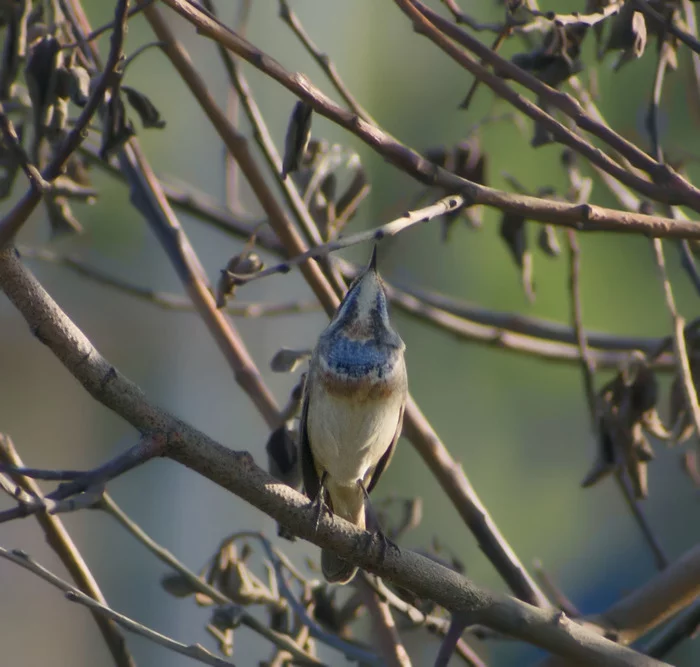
<box><xmin>299</xmin><ymin>246</ymin><xmax>408</xmax><ymax>584</ymax></box>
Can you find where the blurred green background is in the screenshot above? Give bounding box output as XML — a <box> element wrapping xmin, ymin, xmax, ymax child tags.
<box><xmin>1</xmin><ymin>1</ymin><xmax>699</xmax><ymax>665</ymax></box>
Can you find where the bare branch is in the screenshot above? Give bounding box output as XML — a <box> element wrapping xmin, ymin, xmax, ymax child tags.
<box><xmin>0</xmin><ymin>547</ymin><xmax>237</xmax><ymax>667</ymax></box>
<box><xmin>0</xmin><ymin>436</ymin><xmax>136</xmax><ymax>667</ymax></box>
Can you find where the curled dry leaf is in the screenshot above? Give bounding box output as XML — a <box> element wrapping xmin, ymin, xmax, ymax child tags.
<box><xmin>45</xmin><ymin>195</ymin><xmax>84</xmax><ymax>236</ymax></box>
<box><xmin>500</xmin><ymin>211</ymin><xmax>535</xmax><ymax>302</ymax></box>
<box><xmin>216</xmin><ymin>250</ymin><xmax>264</xmax><ymax>308</ymax></box>
<box><xmin>281</xmin><ymin>100</ymin><xmax>313</xmax><ymax>178</ymax></box>
<box><xmin>99</xmin><ymin>88</ymin><xmax>135</xmax><ymax>161</ymax></box>
<box><xmin>122</xmin><ymin>85</ymin><xmax>166</xmax><ymax>129</ymax></box>
<box><xmin>161</xmin><ymin>572</ymin><xmax>200</xmax><ymax>598</ymax></box>
<box><xmin>25</xmin><ymin>35</ymin><xmax>60</xmax><ymax>131</ymax></box>
<box><xmin>510</xmin><ymin>24</ymin><xmax>586</xmax><ymax>88</ymax></box>
<box><xmin>0</xmin><ymin>122</ymin><xmax>22</xmax><ymax>199</ymax></box>
<box><xmin>604</xmin><ymin>5</ymin><xmax>647</xmax><ymax>70</ymax></box>
<box><xmin>582</xmin><ymin>352</ymin><xmax>668</xmax><ymax>498</ymax></box>
<box><xmin>266</xmin><ymin>420</ymin><xmax>301</xmax><ymax>490</ymax></box>
<box><xmin>270</xmin><ymin>347</ymin><xmax>311</xmax><ymax>373</ymax></box>
<box><xmin>424</xmin><ymin>138</ymin><xmax>487</xmax><ymax>236</ymax></box>
<box><xmin>538</xmin><ymin>224</ymin><xmax>561</xmax><ymax>257</ymax></box>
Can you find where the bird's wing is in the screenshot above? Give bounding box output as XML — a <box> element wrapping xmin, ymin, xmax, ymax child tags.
<box><xmin>366</xmin><ymin>398</ymin><xmax>405</xmax><ymax>495</ymax></box>
<box><xmin>299</xmin><ymin>389</ymin><xmax>322</xmax><ymax>501</ymax></box>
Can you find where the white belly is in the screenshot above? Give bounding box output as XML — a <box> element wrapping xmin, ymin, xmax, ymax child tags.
<box><xmin>307</xmin><ymin>385</ymin><xmax>404</xmax><ymax>486</ymax></box>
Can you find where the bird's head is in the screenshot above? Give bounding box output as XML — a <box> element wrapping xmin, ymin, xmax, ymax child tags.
<box><xmin>324</xmin><ymin>246</ymin><xmax>401</xmax><ymax>347</ymax></box>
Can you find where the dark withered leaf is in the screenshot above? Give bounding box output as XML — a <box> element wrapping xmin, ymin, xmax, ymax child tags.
<box><xmin>0</xmin><ymin>122</ymin><xmax>23</xmax><ymax>199</ymax></box>
<box><xmin>68</xmin><ymin>65</ymin><xmax>91</xmax><ymax>107</ymax></box>
<box><xmin>269</xmin><ymin>607</ymin><xmax>291</xmax><ymax>635</ymax></box>
<box><xmin>425</xmin><ymin>139</ymin><xmax>486</xmax><ymax>237</ymax></box>
<box><xmin>581</xmin><ymin>415</ymin><xmax>617</xmax><ymax>488</ymax></box>
<box><xmin>210</xmin><ymin>604</ymin><xmax>245</xmax><ymax>632</ymax></box>
<box><xmin>266</xmin><ymin>423</ymin><xmax>300</xmax><ymax>488</ymax></box>
<box><xmin>312</xmin><ymin>587</ymin><xmax>343</xmax><ymax>634</ymax></box>
<box><xmin>46</xmin><ymin>196</ymin><xmax>84</xmax><ymax>237</ymax></box>
<box><xmin>161</xmin><ymin>572</ymin><xmax>199</xmax><ymax>598</ymax></box>
<box><xmin>122</xmin><ymin>85</ymin><xmax>166</xmax><ymax>129</ymax></box>
<box><xmin>626</xmin><ymin>357</ymin><xmax>658</xmax><ymax>422</ymax></box>
<box><xmin>25</xmin><ymin>35</ymin><xmax>60</xmax><ymax>117</ymax></box>
<box><xmin>500</xmin><ymin>212</ymin><xmax>535</xmax><ymax>301</ymax></box>
<box><xmin>0</xmin><ymin>4</ymin><xmax>23</xmax><ymax>100</ymax></box>
<box><xmin>215</xmin><ymin>250</ymin><xmax>264</xmax><ymax>308</ymax></box>
<box><xmin>265</xmin><ymin>420</ymin><xmax>302</xmax><ymax>542</ymax></box>
<box><xmin>227</xmin><ymin>251</ymin><xmax>263</xmax><ymax>276</ymax></box>
<box><xmin>99</xmin><ymin>90</ymin><xmax>135</xmax><ymax>161</ymax></box>
<box><xmin>510</xmin><ymin>24</ymin><xmax>586</xmax><ymax>88</ymax></box>
<box><xmin>605</xmin><ymin>7</ymin><xmax>647</xmax><ymax>69</ymax></box>
<box><xmin>53</xmin><ymin>66</ymin><xmax>73</xmax><ymax>100</ymax></box>
<box><xmin>532</xmin><ymin>97</ymin><xmax>555</xmax><ymax>147</ymax></box>
<box><xmin>281</xmin><ymin>100</ymin><xmax>313</xmax><ymax>178</ymax></box>
<box><xmin>270</xmin><ymin>347</ymin><xmax>311</xmax><ymax>373</ymax></box>
<box><xmin>538</xmin><ymin>224</ymin><xmax>561</xmax><ymax>257</ymax></box>
<box><xmin>320</xmin><ymin>171</ymin><xmax>337</xmax><ymax>203</ymax></box>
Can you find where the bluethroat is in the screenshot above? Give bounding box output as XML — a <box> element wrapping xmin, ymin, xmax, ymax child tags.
<box><xmin>299</xmin><ymin>246</ymin><xmax>407</xmax><ymax>584</ymax></box>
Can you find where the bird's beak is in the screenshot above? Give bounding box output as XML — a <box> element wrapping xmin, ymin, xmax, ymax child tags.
<box><xmin>368</xmin><ymin>245</ymin><xmax>378</xmax><ymax>273</ymax></box>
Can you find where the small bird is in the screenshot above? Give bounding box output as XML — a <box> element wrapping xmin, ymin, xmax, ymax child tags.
<box><xmin>299</xmin><ymin>246</ymin><xmax>407</xmax><ymax>584</ymax></box>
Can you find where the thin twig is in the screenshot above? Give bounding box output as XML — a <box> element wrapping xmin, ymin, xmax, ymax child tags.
<box><xmin>19</xmin><ymin>245</ymin><xmax>319</xmax><ymax>317</ymax></box>
<box><xmin>278</xmin><ymin>0</ymin><xmax>376</xmax><ymax>124</ymax></box>
<box><xmin>100</xmin><ymin>495</ymin><xmax>322</xmax><ymax>665</ymax></box>
<box><xmin>0</xmin><ymin>547</ymin><xmax>237</xmax><ymax>667</ymax></box>
<box><xmin>229</xmin><ymin>194</ymin><xmax>463</xmax><ymax>287</ymax></box>
<box><xmin>61</xmin><ymin>0</ymin><xmax>155</xmax><ymax>49</ymax></box>
<box><xmin>0</xmin><ymin>103</ymin><xmax>51</xmax><ymax>191</ymax></box>
<box><xmin>0</xmin><ymin>436</ymin><xmax>136</xmax><ymax>667</ymax></box>
<box><xmin>356</xmin><ymin>576</ymin><xmax>413</xmax><ymax>667</ymax></box>
<box><xmin>652</xmin><ymin>238</ymin><xmax>700</xmax><ymax>456</ymax></box>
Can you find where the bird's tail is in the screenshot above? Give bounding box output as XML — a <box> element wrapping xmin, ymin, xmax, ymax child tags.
<box><xmin>322</xmin><ymin>482</ymin><xmax>365</xmax><ymax>584</ymax></box>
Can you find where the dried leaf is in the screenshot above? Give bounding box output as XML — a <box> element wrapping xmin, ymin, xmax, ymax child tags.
<box><xmin>538</xmin><ymin>224</ymin><xmax>561</xmax><ymax>257</ymax></box>
<box><xmin>45</xmin><ymin>196</ymin><xmax>83</xmax><ymax>237</ymax></box>
<box><xmin>122</xmin><ymin>85</ymin><xmax>166</xmax><ymax>129</ymax></box>
<box><xmin>25</xmin><ymin>35</ymin><xmax>60</xmax><ymax>129</ymax></box>
<box><xmin>0</xmin><ymin>3</ymin><xmax>24</xmax><ymax>100</ymax></box>
<box><xmin>161</xmin><ymin>572</ymin><xmax>199</xmax><ymax>598</ymax></box>
<box><xmin>0</xmin><ymin>122</ymin><xmax>22</xmax><ymax>199</ymax></box>
<box><xmin>215</xmin><ymin>250</ymin><xmax>264</xmax><ymax>308</ymax></box>
<box><xmin>266</xmin><ymin>422</ymin><xmax>300</xmax><ymax>489</ymax></box>
<box><xmin>210</xmin><ymin>604</ymin><xmax>245</xmax><ymax>632</ymax></box>
<box><xmin>605</xmin><ymin>7</ymin><xmax>647</xmax><ymax>70</ymax></box>
<box><xmin>270</xmin><ymin>347</ymin><xmax>311</xmax><ymax>373</ymax></box>
<box><xmin>425</xmin><ymin>138</ymin><xmax>487</xmax><ymax>237</ymax></box>
<box><xmin>67</xmin><ymin>65</ymin><xmax>91</xmax><ymax>107</ymax></box>
<box><xmin>99</xmin><ymin>89</ymin><xmax>135</xmax><ymax>161</ymax></box>
<box><xmin>281</xmin><ymin>100</ymin><xmax>313</xmax><ymax>178</ymax></box>
<box><xmin>500</xmin><ymin>212</ymin><xmax>534</xmax><ymax>301</ymax></box>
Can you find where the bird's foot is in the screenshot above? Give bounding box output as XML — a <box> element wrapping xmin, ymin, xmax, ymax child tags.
<box><xmin>308</xmin><ymin>493</ymin><xmax>331</xmax><ymax>534</ymax></box>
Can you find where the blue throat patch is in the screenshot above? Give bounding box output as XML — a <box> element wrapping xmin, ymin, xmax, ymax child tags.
<box><xmin>323</xmin><ymin>336</ymin><xmax>394</xmax><ymax>379</ymax></box>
